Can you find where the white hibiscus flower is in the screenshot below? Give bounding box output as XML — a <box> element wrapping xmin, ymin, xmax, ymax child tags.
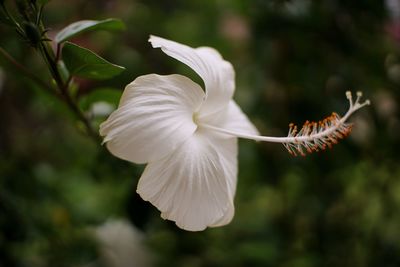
<box><xmin>100</xmin><ymin>35</ymin><xmax>369</xmax><ymax>231</ymax></box>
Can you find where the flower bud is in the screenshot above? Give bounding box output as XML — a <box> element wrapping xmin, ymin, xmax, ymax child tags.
<box><xmin>22</xmin><ymin>21</ymin><xmax>42</xmax><ymax>47</ymax></box>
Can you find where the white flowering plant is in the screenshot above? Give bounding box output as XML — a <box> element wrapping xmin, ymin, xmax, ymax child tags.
<box><xmin>0</xmin><ymin>0</ymin><xmax>370</xmax><ymax>233</ymax></box>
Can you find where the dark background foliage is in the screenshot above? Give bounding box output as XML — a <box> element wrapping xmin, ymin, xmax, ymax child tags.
<box><xmin>0</xmin><ymin>0</ymin><xmax>399</xmax><ymax>266</ymax></box>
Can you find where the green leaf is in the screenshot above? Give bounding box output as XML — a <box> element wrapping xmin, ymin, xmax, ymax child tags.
<box><xmin>62</xmin><ymin>42</ymin><xmax>125</xmax><ymax>80</ymax></box>
<box><xmin>78</xmin><ymin>87</ymin><xmax>122</xmax><ymax>111</ymax></box>
<box><xmin>55</xmin><ymin>18</ymin><xmax>125</xmax><ymax>43</ymax></box>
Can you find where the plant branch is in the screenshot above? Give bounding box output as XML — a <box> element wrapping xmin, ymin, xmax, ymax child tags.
<box><xmin>1</xmin><ymin>3</ymin><xmax>101</xmax><ymax>143</ymax></box>
<box><xmin>55</xmin><ymin>42</ymin><xmax>61</xmax><ymax>62</ymax></box>
<box><xmin>39</xmin><ymin>42</ymin><xmax>101</xmax><ymax>143</ymax></box>
<box><xmin>0</xmin><ymin>45</ymin><xmax>100</xmax><ymax>142</ymax></box>
<box><xmin>0</xmin><ymin>46</ymin><xmax>59</xmax><ymax>97</ymax></box>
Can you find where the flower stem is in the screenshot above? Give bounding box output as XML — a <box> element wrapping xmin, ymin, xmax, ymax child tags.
<box><xmin>39</xmin><ymin>41</ymin><xmax>101</xmax><ymax>143</ymax></box>
<box><xmin>0</xmin><ymin>45</ymin><xmax>100</xmax><ymax>143</ymax></box>
<box><xmin>1</xmin><ymin>1</ymin><xmax>101</xmax><ymax>143</ymax></box>
<box><xmin>0</xmin><ymin>46</ymin><xmax>58</xmax><ymax>97</ymax></box>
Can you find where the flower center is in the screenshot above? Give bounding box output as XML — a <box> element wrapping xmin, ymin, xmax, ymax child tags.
<box><xmin>192</xmin><ymin>112</ymin><xmax>200</xmax><ymax>126</ymax></box>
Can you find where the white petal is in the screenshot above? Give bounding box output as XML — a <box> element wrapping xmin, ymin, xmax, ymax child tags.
<box><xmin>149</xmin><ymin>35</ymin><xmax>235</xmax><ymax>116</ymax></box>
<box><xmin>137</xmin><ymin>130</ymin><xmax>238</xmax><ymax>231</ymax></box>
<box><xmin>211</xmin><ymin>203</ymin><xmax>234</xmax><ymax>227</ymax></box>
<box><xmin>99</xmin><ymin>74</ymin><xmax>204</xmax><ymax>164</ymax></box>
<box><xmin>223</xmin><ymin>101</ymin><xmax>260</xmax><ymax>135</ymax></box>
<box><xmin>200</xmin><ymin>100</ymin><xmax>259</xmax><ymax>136</ymax></box>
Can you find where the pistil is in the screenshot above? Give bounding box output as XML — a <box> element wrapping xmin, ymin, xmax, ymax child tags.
<box><xmin>202</xmin><ymin>91</ymin><xmax>370</xmax><ymax>156</ymax></box>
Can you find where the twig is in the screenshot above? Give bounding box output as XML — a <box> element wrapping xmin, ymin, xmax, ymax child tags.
<box><xmin>0</xmin><ymin>46</ymin><xmax>59</xmax><ymax>98</ymax></box>
<box><xmin>55</xmin><ymin>43</ymin><xmax>61</xmax><ymax>62</ymax></box>
<box><xmin>1</xmin><ymin>2</ymin><xmax>101</xmax><ymax>143</ymax></box>
<box><xmin>40</xmin><ymin>42</ymin><xmax>101</xmax><ymax>142</ymax></box>
<box><xmin>0</xmin><ymin>45</ymin><xmax>100</xmax><ymax>142</ymax></box>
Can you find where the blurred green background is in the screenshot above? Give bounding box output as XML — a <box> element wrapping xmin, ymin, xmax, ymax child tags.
<box><xmin>1</xmin><ymin>0</ymin><xmax>400</xmax><ymax>266</ymax></box>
